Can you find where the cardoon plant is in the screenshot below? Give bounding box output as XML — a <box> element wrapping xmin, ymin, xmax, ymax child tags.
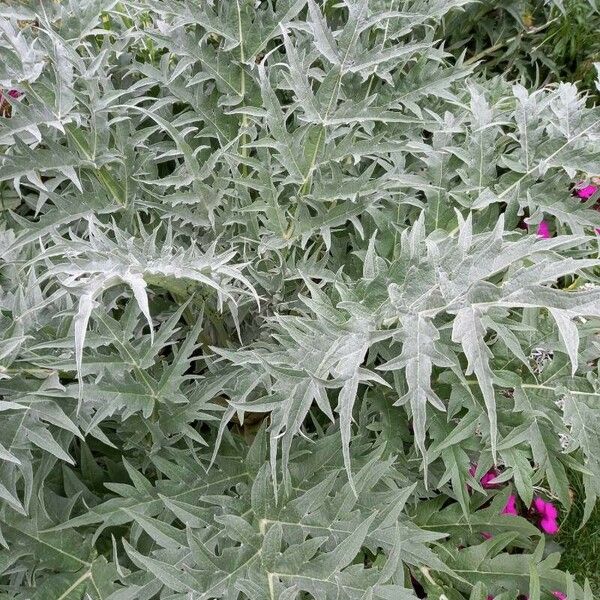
<box><xmin>0</xmin><ymin>1</ymin><xmax>599</xmax><ymax>598</ymax></box>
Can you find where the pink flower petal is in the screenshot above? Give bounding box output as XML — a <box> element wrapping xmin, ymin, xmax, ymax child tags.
<box><xmin>536</xmin><ymin>220</ymin><xmax>551</xmax><ymax>238</ymax></box>
<box><xmin>552</xmin><ymin>592</ymin><xmax>567</xmax><ymax>600</ymax></box>
<box><xmin>576</xmin><ymin>185</ymin><xmax>597</xmax><ymax>199</ymax></box>
<box><xmin>532</xmin><ymin>497</ymin><xmax>560</xmax><ymax>533</ymax></box>
<box><xmin>544</xmin><ymin>502</ymin><xmax>558</xmax><ymax>520</ymax></box>
<box><xmin>502</xmin><ymin>495</ymin><xmax>518</xmax><ymax>515</ymax></box>
<box><xmin>533</xmin><ymin>497</ymin><xmax>559</xmax><ymax>519</ymax></box>
<box><xmin>480</xmin><ymin>470</ymin><xmax>498</xmax><ymax>488</ymax></box>
<box><xmin>468</xmin><ymin>465</ymin><xmax>500</xmax><ymax>489</ymax></box>
<box><xmin>482</xmin><ymin>531</ymin><xmax>492</xmax><ymax>540</ymax></box>
<box><xmin>540</xmin><ymin>516</ymin><xmax>559</xmax><ymax>534</ymax></box>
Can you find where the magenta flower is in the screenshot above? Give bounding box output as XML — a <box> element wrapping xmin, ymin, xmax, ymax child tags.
<box><xmin>486</xmin><ymin>589</ymin><xmax>533</xmax><ymax>598</ymax></box>
<box><xmin>532</xmin><ymin>497</ymin><xmax>559</xmax><ymax>534</ymax></box>
<box><xmin>525</xmin><ymin>219</ymin><xmax>552</xmax><ymax>238</ymax></box>
<box><xmin>481</xmin><ymin>470</ymin><xmax>498</xmax><ymax>488</ymax></box>
<box><xmin>573</xmin><ymin>182</ymin><xmax>600</xmax><ymax>234</ymax></box>
<box><xmin>540</xmin><ymin>519</ymin><xmax>559</xmax><ymax>534</ymax></box>
<box><xmin>469</xmin><ymin>464</ymin><xmax>500</xmax><ymax>489</ymax></box>
<box><xmin>552</xmin><ymin>592</ymin><xmax>567</xmax><ymax>600</ymax></box>
<box><xmin>536</xmin><ymin>220</ymin><xmax>551</xmax><ymax>238</ymax></box>
<box><xmin>481</xmin><ymin>531</ymin><xmax>492</xmax><ymax>540</ymax></box>
<box><xmin>502</xmin><ymin>495</ymin><xmax>518</xmax><ymax>516</ymax></box>
<box><xmin>0</xmin><ymin>89</ymin><xmax>22</xmax><ymax>117</ymax></box>
<box><xmin>0</xmin><ymin>89</ymin><xmax>22</xmax><ymax>102</ymax></box>
<box><xmin>576</xmin><ymin>184</ymin><xmax>598</xmax><ymax>199</ymax></box>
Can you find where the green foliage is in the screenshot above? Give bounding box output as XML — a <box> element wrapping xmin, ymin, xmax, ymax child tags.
<box><xmin>0</xmin><ymin>0</ymin><xmax>599</xmax><ymax>598</ymax></box>
<box><xmin>557</xmin><ymin>473</ymin><xmax>600</xmax><ymax>593</ymax></box>
<box><xmin>442</xmin><ymin>0</ymin><xmax>600</xmax><ymax>94</ymax></box>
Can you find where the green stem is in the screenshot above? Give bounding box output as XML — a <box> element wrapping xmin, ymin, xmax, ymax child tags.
<box><xmin>237</xmin><ymin>0</ymin><xmax>248</xmax><ymax>178</ymax></box>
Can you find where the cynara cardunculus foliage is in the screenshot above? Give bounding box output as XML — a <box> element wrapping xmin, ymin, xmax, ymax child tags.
<box><xmin>0</xmin><ymin>1</ymin><xmax>599</xmax><ymax>598</ymax></box>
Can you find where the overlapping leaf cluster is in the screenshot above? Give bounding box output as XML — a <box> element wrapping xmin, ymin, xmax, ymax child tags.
<box><xmin>1</xmin><ymin>0</ymin><xmax>600</xmax><ymax>598</ymax></box>
<box><xmin>441</xmin><ymin>0</ymin><xmax>600</xmax><ymax>93</ymax></box>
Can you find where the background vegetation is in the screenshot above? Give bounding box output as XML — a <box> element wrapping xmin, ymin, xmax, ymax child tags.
<box><xmin>443</xmin><ymin>0</ymin><xmax>600</xmax><ymax>93</ymax></box>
